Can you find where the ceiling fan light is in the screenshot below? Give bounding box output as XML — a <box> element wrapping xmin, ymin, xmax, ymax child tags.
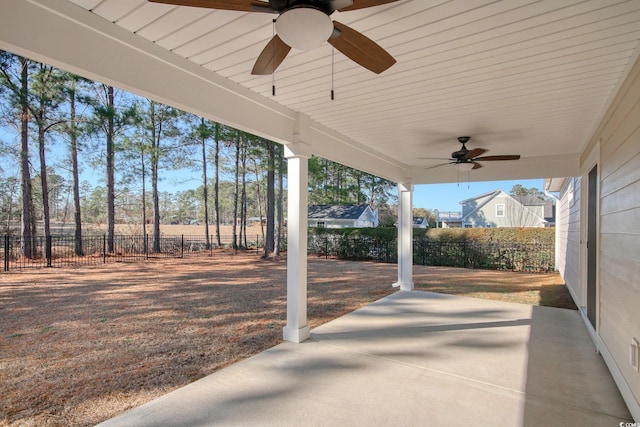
<box><xmin>458</xmin><ymin>162</ymin><xmax>475</xmax><ymax>172</ymax></box>
<box><xmin>275</xmin><ymin>8</ymin><xmax>333</xmax><ymax>51</ymax></box>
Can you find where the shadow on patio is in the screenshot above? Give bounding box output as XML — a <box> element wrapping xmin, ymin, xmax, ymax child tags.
<box><xmin>98</xmin><ymin>291</ymin><xmax>632</xmax><ymax>426</ymax></box>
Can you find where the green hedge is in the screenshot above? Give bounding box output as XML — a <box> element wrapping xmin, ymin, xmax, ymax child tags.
<box><xmin>308</xmin><ymin>227</ymin><xmax>555</xmax><ymax>272</ymax></box>
<box><xmin>309</xmin><ymin>226</ymin><xmax>554</xmax><ymax>245</ymax></box>
<box><xmin>308</xmin><ymin>227</ymin><xmax>398</xmax><ymax>240</ymax></box>
<box><xmin>425</xmin><ymin>227</ymin><xmax>554</xmax><ymax>245</ymax></box>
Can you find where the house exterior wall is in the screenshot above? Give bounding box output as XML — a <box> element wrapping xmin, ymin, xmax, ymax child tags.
<box><xmin>307</xmin><ymin>205</ymin><xmax>378</xmax><ymax>228</ymax></box>
<box><xmin>309</xmin><ymin>219</ymin><xmax>355</xmax><ymax>228</ymax></box>
<box><xmin>597</xmin><ymin>55</ymin><xmax>640</xmax><ymax>414</ymax></box>
<box><xmin>465</xmin><ymin>194</ymin><xmax>546</xmax><ymax>228</ymax></box>
<box><xmin>461</xmin><ymin>193</ymin><xmax>493</xmax><ymax>218</ymax></box>
<box><xmin>555</xmin><ymin>55</ymin><xmax>640</xmax><ymax>418</ymax></box>
<box><xmin>556</xmin><ymin>177</ymin><xmax>582</xmax><ymax>303</ymax></box>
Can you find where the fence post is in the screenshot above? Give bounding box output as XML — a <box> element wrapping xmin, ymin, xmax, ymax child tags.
<box><xmin>353</xmin><ymin>238</ymin><xmax>356</xmax><ymax>261</ymax></box>
<box><xmin>385</xmin><ymin>240</ymin><xmax>389</xmax><ymax>263</ymax></box>
<box><xmin>325</xmin><ymin>236</ymin><xmax>328</xmax><ymax>259</ymax></box>
<box><xmin>103</xmin><ymin>234</ymin><xmax>106</xmax><ymax>264</ymax></box>
<box><xmin>181</xmin><ymin>234</ymin><xmax>184</xmax><ymax>258</ymax></box>
<box><xmin>4</xmin><ymin>235</ymin><xmax>9</xmax><ymax>271</ymax></box>
<box><xmin>256</xmin><ymin>234</ymin><xmax>259</xmax><ymax>254</ymax></box>
<box><xmin>46</xmin><ymin>235</ymin><xmax>52</xmax><ymax>268</ymax></box>
<box><xmin>462</xmin><ymin>241</ymin><xmax>467</xmax><ymax>268</ymax></box>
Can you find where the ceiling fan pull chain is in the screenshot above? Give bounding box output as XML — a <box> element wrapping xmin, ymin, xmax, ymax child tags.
<box><xmin>272</xmin><ymin>19</ymin><xmax>276</xmax><ymax>96</ymax></box>
<box><xmin>331</xmin><ymin>47</ymin><xmax>335</xmax><ymax>100</ymax></box>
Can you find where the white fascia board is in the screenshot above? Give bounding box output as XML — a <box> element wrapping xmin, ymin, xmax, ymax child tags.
<box><xmin>304</xmin><ymin>120</ymin><xmax>407</xmax><ymax>182</ymax></box>
<box><xmin>0</xmin><ymin>0</ymin><xmax>408</xmax><ymax>184</ymax></box>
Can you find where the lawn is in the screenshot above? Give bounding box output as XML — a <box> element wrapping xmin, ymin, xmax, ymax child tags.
<box><xmin>0</xmin><ymin>253</ymin><xmax>574</xmax><ymax>426</ymax></box>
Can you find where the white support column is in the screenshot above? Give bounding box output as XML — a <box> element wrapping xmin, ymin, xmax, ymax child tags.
<box><xmin>282</xmin><ymin>144</ymin><xmax>311</xmax><ymax>343</ymax></box>
<box><xmin>393</xmin><ymin>182</ymin><xmax>414</xmax><ymax>290</ymax></box>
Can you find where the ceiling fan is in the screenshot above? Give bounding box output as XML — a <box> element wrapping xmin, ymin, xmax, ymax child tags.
<box><xmin>425</xmin><ymin>136</ymin><xmax>521</xmax><ymax>170</ymax></box>
<box><xmin>148</xmin><ymin>0</ymin><xmax>399</xmax><ymax>75</ymax></box>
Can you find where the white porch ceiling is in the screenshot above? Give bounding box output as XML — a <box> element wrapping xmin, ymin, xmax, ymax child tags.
<box><xmin>2</xmin><ymin>0</ymin><xmax>640</xmax><ymax>184</ymax></box>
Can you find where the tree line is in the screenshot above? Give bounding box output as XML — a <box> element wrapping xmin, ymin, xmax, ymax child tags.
<box><xmin>0</xmin><ymin>50</ymin><xmax>396</xmax><ymax>258</ymax></box>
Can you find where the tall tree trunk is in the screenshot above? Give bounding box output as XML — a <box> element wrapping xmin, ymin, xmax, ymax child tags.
<box><xmin>150</xmin><ymin>102</ymin><xmax>161</xmax><ymax>253</ymax></box>
<box><xmin>274</xmin><ymin>144</ymin><xmax>284</xmax><ymax>256</ymax></box>
<box><xmin>201</xmin><ymin>118</ymin><xmax>211</xmax><ymax>249</ymax></box>
<box><xmin>214</xmin><ymin>123</ymin><xmax>221</xmax><ymax>247</ymax></box>
<box><xmin>263</xmin><ymin>140</ymin><xmax>275</xmax><ymax>257</ymax></box>
<box><xmin>106</xmin><ymin>85</ymin><xmax>115</xmax><ymax>252</ymax></box>
<box><xmin>231</xmin><ymin>133</ymin><xmax>240</xmax><ymax>250</ymax></box>
<box><xmin>141</xmin><ymin>149</ymin><xmax>147</xmax><ymax>253</ymax></box>
<box><xmin>38</xmin><ymin>116</ymin><xmax>51</xmax><ymax>240</ymax></box>
<box><xmin>252</xmin><ymin>158</ymin><xmax>265</xmax><ymax>242</ymax></box>
<box><xmin>240</xmin><ymin>146</ymin><xmax>247</xmax><ymax>248</ymax></box>
<box><xmin>19</xmin><ymin>57</ymin><xmax>36</xmax><ymax>257</ymax></box>
<box><xmin>69</xmin><ymin>78</ymin><xmax>83</xmax><ymax>256</ymax></box>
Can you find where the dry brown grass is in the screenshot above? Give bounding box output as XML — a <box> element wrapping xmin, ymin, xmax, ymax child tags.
<box><xmin>83</xmin><ymin>223</ymin><xmax>263</xmax><ymax>238</ymax></box>
<box><xmin>0</xmin><ymin>254</ymin><xmax>574</xmax><ymax>426</ymax></box>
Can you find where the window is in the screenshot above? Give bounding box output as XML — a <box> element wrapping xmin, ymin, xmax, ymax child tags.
<box><xmin>317</xmin><ymin>221</ymin><xmax>325</xmax><ymax>228</ymax></box>
<box><xmin>496</xmin><ymin>204</ymin><xmax>505</xmax><ymax>217</ymax></box>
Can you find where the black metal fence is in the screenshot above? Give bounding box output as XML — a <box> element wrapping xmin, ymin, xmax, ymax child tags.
<box><xmin>1</xmin><ymin>234</ymin><xmax>263</xmax><ymax>271</ymax></box>
<box><xmin>3</xmin><ymin>233</ymin><xmax>554</xmax><ymax>273</ymax></box>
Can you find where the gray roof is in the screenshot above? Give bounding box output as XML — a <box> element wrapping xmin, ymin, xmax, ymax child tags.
<box><xmin>512</xmin><ymin>195</ymin><xmax>547</xmax><ymax>206</ymax></box>
<box><xmin>308</xmin><ymin>204</ymin><xmax>370</xmax><ymax>220</ymax></box>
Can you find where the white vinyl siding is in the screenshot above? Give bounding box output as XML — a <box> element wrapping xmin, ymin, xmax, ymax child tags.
<box><xmin>556</xmin><ymin>177</ymin><xmax>581</xmax><ymax>303</ymax></box>
<box><xmin>598</xmin><ymin>61</ymin><xmax>640</xmax><ymax>405</ymax></box>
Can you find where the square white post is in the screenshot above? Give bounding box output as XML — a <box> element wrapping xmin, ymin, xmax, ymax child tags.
<box><xmin>393</xmin><ymin>182</ymin><xmax>414</xmax><ymax>290</ymax></box>
<box><xmin>283</xmin><ymin>146</ymin><xmax>311</xmax><ymax>343</ymax></box>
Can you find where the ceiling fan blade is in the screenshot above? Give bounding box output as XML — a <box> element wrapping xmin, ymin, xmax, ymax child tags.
<box><xmin>148</xmin><ymin>0</ymin><xmax>272</xmax><ymax>12</ymax></box>
<box><xmin>328</xmin><ymin>21</ymin><xmax>396</xmax><ymax>74</ymax></box>
<box><xmin>337</xmin><ymin>0</ymin><xmax>401</xmax><ymax>11</ymax></box>
<box><xmin>471</xmin><ymin>161</ymin><xmax>482</xmax><ymax>170</ymax></box>
<box><xmin>464</xmin><ymin>148</ymin><xmax>487</xmax><ymax>159</ymax></box>
<box><xmin>251</xmin><ymin>35</ymin><xmax>291</xmax><ymax>75</ymax></box>
<box><xmin>474</xmin><ymin>155</ymin><xmax>521</xmax><ymax>161</ymax></box>
<box><xmin>426</xmin><ymin>162</ymin><xmax>454</xmax><ymax>170</ymax></box>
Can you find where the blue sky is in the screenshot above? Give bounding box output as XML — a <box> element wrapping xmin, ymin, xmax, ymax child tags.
<box><xmin>413</xmin><ymin>178</ymin><xmax>545</xmax><ymax>212</ymax></box>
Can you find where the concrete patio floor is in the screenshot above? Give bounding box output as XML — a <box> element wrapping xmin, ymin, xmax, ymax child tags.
<box><xmin>98</xmin><ymin>291</ymin><xmax>632</xmax><ymax>426</ymax></box>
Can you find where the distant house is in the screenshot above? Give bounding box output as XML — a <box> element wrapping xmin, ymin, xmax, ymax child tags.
<box><xmin>435</xmin><ymin>211</ymin><xmax>464</xmax><ymax>228</ymax></box>
<box><xmin>308</xmin><ymin>204</ymin><xmax>378</xmax><ymax>228</ymax></box>
<box><xmin>511</xmin><ymin>195</ymin><xmax>556</xmax><ymax>226</ymax></box>
<box><xmin>437</xmin><ymin>190</ymin><xmax>553</xmax><ymax>228</ymax></box>
<box><xmin>413</xmin><ymin>217</ymin><xmax>429</xmax><ymax>228</ymax></box>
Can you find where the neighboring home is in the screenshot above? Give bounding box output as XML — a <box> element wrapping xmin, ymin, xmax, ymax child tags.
<box><xmin>413</xmin><ymin>217</ymin><xmax>429</xmax><ymax>229</ymax></box>
<box><xmin>435</xmin><ymin>211</ymin><xmax>463</xmax><ymax>228</ymax></box>
<box><xmin>308</xmin><ymin>204</ymin><xmax>378</xmax><ymax>228</ymax></box>
<box><xmin>438</xmin><ymin>190</ymin><xmax>552</xmax><ymax>228</ymax></box>
<box><xmin>512</xmin><ymin>195</ymin><xmax>556</xmax><ymax>226</ymax></box>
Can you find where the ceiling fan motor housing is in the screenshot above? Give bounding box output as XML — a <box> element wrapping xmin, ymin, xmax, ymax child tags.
<box><xmin>452</xmin><ymin>136</ymin><xmax>471</xmax><ymax>159</ymax></box>
<box><xmin>278</xmin><ymin>0</ymin><xmax>335</xmax><ymax>14</ymax></box>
